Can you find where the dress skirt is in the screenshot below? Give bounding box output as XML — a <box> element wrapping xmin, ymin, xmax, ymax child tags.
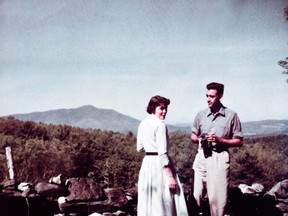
<box><xmin>137</xmin><ymin>155</ymin><xmax>188</xmax><ymax>216</ymax></box>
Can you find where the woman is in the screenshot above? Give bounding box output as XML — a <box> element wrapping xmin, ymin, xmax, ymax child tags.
<box><xmin>137</xmin><ymin>95</ymin><xmax>188</xmax><ymax>216</ymax></box>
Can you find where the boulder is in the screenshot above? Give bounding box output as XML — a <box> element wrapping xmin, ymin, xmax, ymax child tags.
<box><xmin>65</xmin><ymin>177</ymin><xmax>105</xmax><ymax>202</ymax></box>
<box><xmin>105</xmin><ymin>188</ymin><xmax>128</xmax><ymax>207</ymax></box>
<box><xmin>59</xmin><ymin>187</ymin><xmax>129</xmax><ymax>215</ymax></box>
<box><xmin>35</xmin><ymin>182</ymin><xmax>68</xmax><ymax>198</ymax></box>
<box><xmin>0</xmin><ymin>194</ymin><xmax>57</xmax><ymax>216</ymax></box>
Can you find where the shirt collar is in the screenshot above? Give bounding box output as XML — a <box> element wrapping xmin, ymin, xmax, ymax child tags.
<box><xmin>147</xmin><ymin>114</ymin><xmax>164</xmax><ymax>122</ymax></box>
<box><xmin>207</xmin><ymin>104</ymin><xmax>226</xmax><ymax>118</ymax></box>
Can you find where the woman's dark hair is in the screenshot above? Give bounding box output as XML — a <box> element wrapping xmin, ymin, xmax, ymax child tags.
<box><xmin>146</xmin><ymin>95</ymin><xmax>170</xmax><ymax>114</ymax></box>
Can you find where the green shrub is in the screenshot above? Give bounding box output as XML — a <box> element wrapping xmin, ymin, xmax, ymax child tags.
<box><xmin>0</xmin><ymin>117</ymin><xmax>287</xmax><ymax>190</ymax></box>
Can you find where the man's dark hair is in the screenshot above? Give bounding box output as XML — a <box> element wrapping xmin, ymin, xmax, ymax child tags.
<box><xmin>206</xmin><ymin>82</ymin><xmax>224</xmax><ymax>95</ymax></box>
<box><xmin>146</xmin><ymin>95</ymin><xmax>170</xmax><ymax>114</ymax></box>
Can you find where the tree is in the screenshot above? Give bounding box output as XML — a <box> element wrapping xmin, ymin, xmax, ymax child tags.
<box><xmin>279</xmin><ymin>6</ymin><xmax>288</xmax><ymax>83</ymax></box>
<box><xmin>285</xmin><ymin>5</ymin><xmax>288</xmax><ymax>21</ymax></box>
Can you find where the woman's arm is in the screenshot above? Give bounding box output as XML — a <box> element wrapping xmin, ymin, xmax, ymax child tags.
<box><xmin>163</xmin><ymin>165</ymin><xmax>177</xmax><ymax>191</ymax></box>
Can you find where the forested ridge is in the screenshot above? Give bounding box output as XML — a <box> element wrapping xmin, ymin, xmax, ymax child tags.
<box><xmin>0</xmin><ymin>117</ymin><xmax>287</xmax><ymax>190</ymax></box>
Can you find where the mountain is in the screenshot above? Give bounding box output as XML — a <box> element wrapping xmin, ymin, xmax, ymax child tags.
<box><xmin>7</xmin><ymin>105</ymin><xmax>188</xmax><ymax>134</ymax></box>
<box><xmin>10</xmin><ymin>105</ymin><xmax>140</xmax><ymax>134</ymax></box>
<box><xmin>5</xmin><ymin>105</ymin><xmax>288</xmax><ymax>136</ymax></box>
<box><xmin>241</xmin><ymin>120</ymin><xmax>288</xmax><ymax>137</ymax></box>
<box><xmin>177</xmin><ymin>120</ymin><xmax>288</xmax><ymax>137</ymax></box>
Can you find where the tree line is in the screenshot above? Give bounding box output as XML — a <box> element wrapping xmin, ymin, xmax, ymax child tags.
<box><xmin>0</xmin><ymin>117</ymin><xmax>287</xmax><ymax>190</ymax></box>
<box><xmin>279</xmin><ymin>5</ymin><xmax>288</xmax><ymax>82</ymax></box>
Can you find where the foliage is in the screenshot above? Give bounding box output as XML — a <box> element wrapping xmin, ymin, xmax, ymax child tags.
<box><xmin>279</xmin><ymin>5</ymin><xmax>288</xmax><ymax>82</ymax></box>
<box><xmin>169</xmin><ymin>132</ymin><xmax>197</xmax><ymax>184</ymax></box>
<box><xmin>0</xmin><ymin>117</ymin><xmax>287</xmax><ymax>191</ymax></box>
<box><xmin>0</xmin><ymin>117</ymin><xmax>140</xmax><ymax>189</ymax></box>
<box><xmin>278</xmin><ymin>57</ymin><xmax>288</xmax><ymax>78</ymax></box>
<box><xmin>230</xmin><ymin>135</ymin><xmax>288</xmax><ymax>189</ymax></box>
<box><xmin>285</xmin><ymin>5</ymin><xmax>288</xmax><ymax>21</ymax></box>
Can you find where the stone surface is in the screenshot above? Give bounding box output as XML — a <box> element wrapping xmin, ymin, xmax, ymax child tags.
<box><xmin>35</xmin><ymin>182</ymin><xmax>68</xmax><ymax>198</ymax></box>
<box><xmin>66</xmin><ymin>177</ymin><xmax>105</xmax><ymax>202</ymax></box>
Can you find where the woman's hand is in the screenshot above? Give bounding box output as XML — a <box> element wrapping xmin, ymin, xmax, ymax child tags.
<box><xmin>168</xmin><ymin>176</ymin><xmax>178</xmax><ymax>192</ymax></box>
<box><xmin>164</xmin><ymin>166</ymin><xmax>178</xmax><ymax>193</ymax></box>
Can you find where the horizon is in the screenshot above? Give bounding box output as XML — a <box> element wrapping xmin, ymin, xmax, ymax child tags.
<box><xmin>4</xmin><ymin>104</ymin><xmax>288</xmax><ymax>125</ymax></box>
<box><xmin>1</xmin><ymin>0</ymin><xmax>287</xmax><ymax>124</ymax></box>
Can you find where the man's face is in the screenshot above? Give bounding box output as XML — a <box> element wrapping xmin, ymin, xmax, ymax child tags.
<box><xmin>206</xmin><ymin>89</ymin><xmax>222</xmax><ymax>108</ymax></box>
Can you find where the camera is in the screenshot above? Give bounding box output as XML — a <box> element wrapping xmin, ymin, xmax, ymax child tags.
<box><xmin>200</xmin><ymin>134</ymin><xmax>212</xmax><ymax>158</ymax></box>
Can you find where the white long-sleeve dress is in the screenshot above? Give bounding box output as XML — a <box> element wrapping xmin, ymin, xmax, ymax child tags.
<box><xmin>137</xmin><ymin>114</ymin><xmax>188</xmax><ymax>216</ymax></box>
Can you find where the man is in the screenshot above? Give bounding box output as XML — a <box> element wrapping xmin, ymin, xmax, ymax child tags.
<box><xmin>191</xmin><ymin>82</ymin><xmax>243</xmax><ymax>216</ymax></box>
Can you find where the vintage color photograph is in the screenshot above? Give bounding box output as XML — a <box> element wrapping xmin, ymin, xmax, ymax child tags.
<box><xmin>0</xmin><ymin>0</ymin><xmax>287</xmax><ymax>215</ymax></box>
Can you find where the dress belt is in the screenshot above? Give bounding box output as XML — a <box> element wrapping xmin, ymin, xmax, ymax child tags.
<box><xmin>146</xmin><ymin>152</ymin><xmax>158</xmax><ymax>156</ymax></box>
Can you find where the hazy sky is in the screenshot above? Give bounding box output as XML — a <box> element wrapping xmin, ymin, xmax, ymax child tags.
<box><xmin>1</xmin><ymin>0</ymin><xmax>287</xmax><ymax>124</ymax></box>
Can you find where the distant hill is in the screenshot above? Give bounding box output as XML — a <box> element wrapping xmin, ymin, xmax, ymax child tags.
<box><xmin>242</xmin><ymin>120</ymin><xmax>288</xmax><ymax>137</ymax></box>
<box><xmin>177</xmin><ymin>120</ymin><xmax>288</xmax><ymax>137</ymax></box>
<box><xmin>5</xmin><ymin>105</ymin><xmax>288</xmax><ymax>136</ymax></box>
<box><xmin>7</xmin><ymin>105</ymin><xmax>188</xmax><ymax>134</ymax></box>
<box><xmin>9</xmin><ymin>105</ymin><xmax>140</xmax><ymax>134</ymax></box>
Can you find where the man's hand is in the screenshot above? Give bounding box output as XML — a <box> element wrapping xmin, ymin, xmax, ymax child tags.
<box><xmin>207</xmin><ymin>133</ymin><xmax>218</xmax><ymax>146</ymax></box>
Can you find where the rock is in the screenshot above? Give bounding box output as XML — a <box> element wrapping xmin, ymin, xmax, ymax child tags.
<box><xmin>49</xmin><ymin>174</ymin><xmax>66</xmax><ymax>185</ymax></box>
<box><xmin>3</xmin><ymin>179</ymin><xmax>16</xmax><ymax>190</ymax></box>
<box><xmin>65</xmin><ymin>177</ymin><xmax>105</xmax><ymax>202</ymax></box>
<box><xmin>35</xmin><ymin>182</ymin><xmax>68</xmax><ymax>198</ymax></box>
<box><xmin>124</xmin><ymin>187</ymin><xmax>137</xmax><ymax>200</ymax></box>
<box><xmin>59</xmin><ymin>187</ymin><xmax>129</xmax><ymax>215</ymax></box>
<box><xmin>105</xmin><ymin>188</ymin><xmax>128</xmax><ymax>207</ymax></box>
<box><xmin>59</xmin><ymin>200</ymin><xmax>111</xmax><ymax>215</ymax></box>
<box><xmin>18</xmin><ymin>182</ymin><xmax>33</xmax><ymax>191</ymax></box>
<box><xmin>0</xmin><ymin>194</ymin><xmax>58</xmax><ymax>216</ymax></box>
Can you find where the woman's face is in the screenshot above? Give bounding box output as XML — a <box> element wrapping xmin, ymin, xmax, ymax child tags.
<box><xmin>154</xmin><ymin>105</ymin><xmax>168</xmax><ymax>120</ymax></box>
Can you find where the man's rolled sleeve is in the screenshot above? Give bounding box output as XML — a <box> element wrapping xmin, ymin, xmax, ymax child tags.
<box><xmin>192</xmin><ymin>112</ymin><xmax>201</xmax><ymax>136</ymax></box>
<box><xmin>232</xmin><ymin>113</ymin><xmax>243</xmax><ymax>139</ymax></box>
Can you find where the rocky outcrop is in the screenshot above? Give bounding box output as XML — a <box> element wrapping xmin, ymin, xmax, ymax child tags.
<box><xmin>0</xmin><ymin>176</ymin><xmax>137</xmax><ymax>216</ymax></box>
<box><xmin>36</xmin><ymin>177</ymin><xmax>137</xmax><ymax>216</ymax></box>
<box><xmin>1</xmin><ymin>177</ymin><xmax>287</xmax><ymax>216</ymax></box>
